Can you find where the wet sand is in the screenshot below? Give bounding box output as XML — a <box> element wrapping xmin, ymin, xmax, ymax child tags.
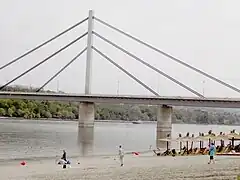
<box><xmin>1</xmin><ymin>154</ymin><xmax>240</xmax><ymax>180</ymax></box>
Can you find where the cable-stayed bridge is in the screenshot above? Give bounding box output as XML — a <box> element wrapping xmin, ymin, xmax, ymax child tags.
<box><xmin>2</xmin><ymin>10</ymin><xmax>240</xmax><ymax>153</ymax></box>
<box><xmin>1</xmin><ymin>11</ymin><xmax>240</xmax><ymax>106</ymax></box>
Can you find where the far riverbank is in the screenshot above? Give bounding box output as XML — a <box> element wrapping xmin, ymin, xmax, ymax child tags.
<box><xmin>1</xmin><ymin>116</ymin><xmax>240</xmax><ymax>126</ymax></box>
<box><xmin>0</xmin><ymin>116</ymin><xmax>157</xmax><ymax>124</ymax></box>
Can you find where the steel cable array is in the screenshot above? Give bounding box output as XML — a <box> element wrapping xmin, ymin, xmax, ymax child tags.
<box><xmin>94</xmin><ymin>17</ymin><xmax>240</xmax><ymax>95</ymax></box>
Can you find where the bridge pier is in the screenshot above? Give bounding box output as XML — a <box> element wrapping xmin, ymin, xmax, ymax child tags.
<box><xmin>78</xmin><ymin>10</ymin><xmax>95</xmax><ymax>156</ymax></box>
<box><xmin>156</xmin><ymin>105</ymin><xmax>172</xmax><ymax>149</ymax></box>
<box><xmin>78</xmin><ymin>102</ymin><xmax>95</xmax><ymax>156</ymax></box>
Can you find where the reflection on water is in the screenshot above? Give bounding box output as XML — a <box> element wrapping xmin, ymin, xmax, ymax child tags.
<box><xmin>0</xmin><ymin>119</ymin><xmax>240</xmax><ymax>161</ymax></box>
<box><xmin>77</xmin><ymin>127</ymin><xmax>94</xmax><ymax>156</ymax></box>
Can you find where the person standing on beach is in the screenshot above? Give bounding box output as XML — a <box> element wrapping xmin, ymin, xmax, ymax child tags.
<box><xmin>118</xmin><ymin>145</ymin><xmax>124</xmax><ymax>167</ymax></box>
<box><xmin>208</xmin><ymin>143</ymin><xmax>216</xmax><ymax>164</ymax></box>
<box><xmin>61</xmin><ymin>150</ymin><xmax>67</xmax><ymax>162</ymax></box>
<box><xmin>58</xmin><ymin>150</ymin><xmax>67</xmax><ymax>165</ymax></box>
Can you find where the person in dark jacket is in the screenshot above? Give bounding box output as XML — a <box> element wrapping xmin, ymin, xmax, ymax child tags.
<box><xmin>61</xmin><ymin>150</ymin><xmax>67</xmax><ymax>162</ymax></box>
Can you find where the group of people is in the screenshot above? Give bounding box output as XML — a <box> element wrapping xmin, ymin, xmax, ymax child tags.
<box><xmin>58</xmin><ymin>145</ymin><xmax>125</xmax><ymax>167</ymax></box>
<box><xmin>58</xmin><ymin>143</ymin><xmax>215</xmax><ymax>168</ymax></box>
<box><xmin>152</xmin><ymin>143</ymin><xmax>217</xmax><ymax>164</ymax></box>
<box><xmin>119</xmin><ymin>143</ymin><xmax>216</xmax><ymax>165</ymax></box>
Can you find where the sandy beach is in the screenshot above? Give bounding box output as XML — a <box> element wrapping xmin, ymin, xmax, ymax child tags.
<box><xmin>1</xmin><ymin>154</ymin><xmax>240</xmax><ymax>180</ymax></box>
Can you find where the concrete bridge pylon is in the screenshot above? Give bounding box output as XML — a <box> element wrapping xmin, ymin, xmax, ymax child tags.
<box><xmin>78</xmin><ymin>10</ymin><xmax>95</xmax><ymax>156</ymax></box>
<box><xmin>156</xmin><ymin>105</ymin><xmax>172</xmax><ymax>149</ymax></box>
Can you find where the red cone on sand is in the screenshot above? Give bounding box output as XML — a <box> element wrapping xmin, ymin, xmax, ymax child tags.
<box><xmin>132</xmin><ymin>152</ymin><xmax>140</xmax><ymax>156</ymax></box>
<box><xmin>20</xmin><ymin>161</ymin><xmax>26</xmax><ymax>166</ymax></box>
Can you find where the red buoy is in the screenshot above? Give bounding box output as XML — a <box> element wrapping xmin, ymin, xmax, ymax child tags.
<box><xmin>20</xmin><ymin>161</ymin><xmax>26</xmax><ymax>166</ymax></box>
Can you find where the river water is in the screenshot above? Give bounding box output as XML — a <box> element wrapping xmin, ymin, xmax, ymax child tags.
<box><xmin>0</xmin><ymin>119</ymin><xmax>239</xmax><ymax>161</ymax></box>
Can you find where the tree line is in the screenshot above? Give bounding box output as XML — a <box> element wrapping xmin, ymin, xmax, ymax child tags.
<box><xmin>0</xmin><ymin>85</ymin><xmax>240</xmax><ymax>125</ymax></box>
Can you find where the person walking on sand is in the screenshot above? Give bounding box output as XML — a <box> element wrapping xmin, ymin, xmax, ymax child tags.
<box><xmin>208</xmin><ymin>143</ymin><xmax>216</xmax><ymax>164</ymax></box>
<box><xmin>118</xmin><ymin>145</ymin><xmax>124</xmax><ymax>167</ymax></box>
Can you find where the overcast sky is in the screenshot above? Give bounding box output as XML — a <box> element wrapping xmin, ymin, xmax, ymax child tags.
<box><xmin>1</xmin><ymin>0</ymin><xmax>240</xmax><ymax>98</ymax></box>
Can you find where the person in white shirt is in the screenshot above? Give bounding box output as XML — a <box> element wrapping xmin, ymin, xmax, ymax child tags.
<box><xmin>118</xmin><ymin>145</ymin><xmax>124</xmax><ymax>166</ymax></box>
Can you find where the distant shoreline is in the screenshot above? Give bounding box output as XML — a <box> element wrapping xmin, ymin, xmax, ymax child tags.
<box><xmin>0</xmin><ymin>116</ymin><xmax>157</xmax><ymax>124</ymax></box>
<box><xmin>1</xmin><ymin>116</ymin><xmax>240</xmax><ymax>126</ymax></box>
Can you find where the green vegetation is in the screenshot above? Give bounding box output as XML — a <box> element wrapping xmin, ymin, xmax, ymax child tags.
<box><xmin>0</xmin><ymin>85</ymin><xmax>240</xmax><ymax>125</ymax></box>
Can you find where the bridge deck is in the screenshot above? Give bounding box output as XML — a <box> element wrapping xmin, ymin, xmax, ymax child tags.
<box><xmin>0</xmin><ymin>91</ymin><xmax>240</xmax><ymax>108</ymax></box>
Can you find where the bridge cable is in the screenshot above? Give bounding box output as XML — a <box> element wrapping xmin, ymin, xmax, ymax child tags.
<box><xmin>93</xmin><ymin>47</ymin><xmax>160</xmax><ymax>96</ymax></box>
<box><xmin>93</xmin><ymin>32</ymin><xmax>204</xmax><ymax>98</ymax></box>
<box><xmin>36</xmin><ymin>47</ymin><xmax>87</xmax><ymax>92</ymax></box>
<box><xmin>0</xmin><ymin>17</ymin><xmax>88</xmax><ymax>71</ymax></box>
<box><xmin>94</xmin><ymin>17</ymin><xmax>240</xmax><ymax>94</ymax></box>
<box><xmin>0</xmin><ymin>32</ymin><xmax>88</xmax><ymax>90</ymax></box>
